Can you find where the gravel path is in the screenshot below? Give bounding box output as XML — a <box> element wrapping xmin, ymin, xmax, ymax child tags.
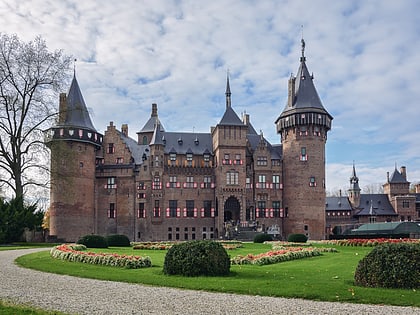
<box><xmin>0</xmin><ymin>248</ymin><xmax>419</xmax><ymax>315</ymax></box>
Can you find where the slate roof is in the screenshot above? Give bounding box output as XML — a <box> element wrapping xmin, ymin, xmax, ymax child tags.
<box><xmin>389</xmin><ymin>168</ymin><xmax>408</xmax><ymax>183</ymax></box>
<box><xmin>355</xmin><ymin>194</ymin><xmax>397</xmax><ymax>216</ymax></box>
<box><xmin>59</xmin><ymin>74</ymin><xmax>96</xmax><ymax>131</ymax></box>
<box><xmin>218</xmin><ymin>106</ymin><xmax>244</xmax><ymax>126</ymax></box>
<box><xmin>117</xmin><ymin>130</ymin><xmax>150</xmax><ymax>165</ymax></box>
<box><xmin>325</xmin><ymin>197</ymin><xmax>353</xmax><ymax>211</ymax></box>
<box><xmin>151</xmin><ymin>131</ymin><xmax>213</xmax><ymax>155</ymax></box>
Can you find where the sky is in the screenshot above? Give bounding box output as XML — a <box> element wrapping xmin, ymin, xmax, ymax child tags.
<box><xmin>1</xmin><ymin>0</ymin><xmax>419</xmax><ymax>194</ymax></box>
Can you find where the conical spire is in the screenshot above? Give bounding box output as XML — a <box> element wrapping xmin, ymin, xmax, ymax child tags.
<box><xmin>225</xmin><ymin>71</ymin><xmax>231</xmax><ymax>108</ymax></box>
<box><xmin>61</xmin><ymin>73</ymin><xmax>96</xmax><ymax>131</ymax></box>
<box><xmin>349</xmin><ymin>162</ymin><xmax>360</xmax><ymax>190</ymax></box>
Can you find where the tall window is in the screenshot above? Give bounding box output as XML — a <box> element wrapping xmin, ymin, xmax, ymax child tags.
<box><xmin>246</xmin><ymin>177</ymin><xmax>252</xmax><ymax>189</ymax></box>
<box><xmin>257</xmin><ymin>201</ymin><xmax>266</xmax><ymax>218</ymax></box>
<box><xmin>170</xmin><ymin>153</ymin><xmax>176</xmax><ymax>166</ymax></box>
<box><xmin>403</xmin><ymin>201</ymin><xmax>410</xmax><ymax>208</ymax></box>
<box><xmin>258</xmin><ymin>175</ymin><xmax>266</xmax><ymax>188</ymax></box>
<box><xmin>186</xmin><ymin>153</ymin><xmax>193</xmax><ymax>166</ymax></box>
<box><xmin>186</xmin><ymin>200</ymin><xmax>195</xmax><ymax>217</ymax></box>
<box><xmin>223</xmin><ymin>153</ymin><xmax>231</xmax><ymax>165</ymax></box>
<box><xmin>169</xmin><ymin>176</ymin><xmax>177</xmax><ymax>188</ymax></box>
<box><xmin>169</xmin><ymin>200</ymin><xmax>177</xmax><ymax>217</ymax></box>
<box><xmin>185</xmin><ymin>176</ymin><xmax>194</xmax><ymax>188</ymax></box>
<box><xmin>153</xmin><ymin>176</ymin><xmax>161</xmax><ymax>189</ymax></box>
<box><xmin>203</xmin><ymin>153</ymin><xmax>210</xmax><ymax>167</ymax></box>
<box><xmin>154</xmin><ymin>200</ymin><xmax>160</xmax><ymax>217</ymax></box>
<box><xmin>106</xmin><ymin>177</ymin><xmax>116</xmax><ymax>189</ymax></box>
<box><xmin>235</xmin><ymin>154</ymin><xmax>242</xmax><ymax>165</ymax></box>
<box><xmin>108</xmin><ymin>203</ymin><xmax>116</xmax><ymax>218</ymax></box>
<box><xmin>300</xmin><ymin>147</ymin><xmax>307</xmax><ymax>161</ymax></box>
<box><xmin>226</xmin><ymin>171</ymin><xmax>239</xmax><ymax>185</ymax></box>
<box><xmin>272</xmin><ymin>175</ymin><xmax>281</xmax><ymax>189</ymax></box>
<box><xmin>107</xmin><ymin>143</ymin><xmax>115</xmax><ymax>154</ymax></box>
<box><xmin>309</xmin><ymin>176</ymin><xmax>316</xmax><ymax>187</ymax></box>
<box><xmin>272</xmin><ymin>201</ymin><xmax>281</xmax><ymax>218</ymax></box>
<box><xmin>203</xmin><ymin>200</ymin><xmax>212</xmax><ymax>217</ymax></box>
<box><xmin>203</xmin><ymin>176</ymin><xmax>212</xmax><ymax>188</ymax></box>
<box><xmin>138</xmin><ymin>203</ymin><xmax>145</xmax><ymax>218</ymax></box>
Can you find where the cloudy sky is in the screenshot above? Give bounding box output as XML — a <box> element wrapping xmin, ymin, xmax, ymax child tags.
<box><xmin>1</xmin><ymin>0</ymin><xmax>419</xmax><ymax>194</ymax></box>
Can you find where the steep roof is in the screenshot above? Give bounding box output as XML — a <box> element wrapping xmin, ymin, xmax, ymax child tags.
<box><xmin>355</xmin><ymin>194</ymin><xmax>397</xmax><ymax>216</ymax></box>
<box><xmin>139</xmin><ymin>103</ymin><xmax>165</xmax><ymax>133</ymax></box>
<box><xmin>218</xmin><ymin>74</ymin><xmax>245</xmax><ymax>126</ymax></box>
<box><xmin>389</xmin><ymin>168</ymin><xmax>408</xmax><ymax>183</ymax></box>
<box><xmin>59</xmin><ymin>74</ymin><xmax>96</xmax><ymax>131</ymax></box>
<box><xmin>117</xmin><ymin>130</ymin><xmax>149</xmax><ymax>165</ymax></box>
<box><xmin>325</xmin><ymin>196</ymin><xmax>353</xmax><ymax>211</ymax></box>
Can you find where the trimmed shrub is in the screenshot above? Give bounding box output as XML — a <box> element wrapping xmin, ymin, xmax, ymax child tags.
<box><xmin>77</xmin><ymin>234</ymin><xmax>108</xmax><ymax>248</ymax></box>
<box><xmin>354</xmin><ymin>243</ymin><xmax>420</xmax><ymax>289</ymax></box>
<box><xmin>106</xmin><ymin>234</ymin><xmax>130</xmax><ymax>247</ymax></box>
<box><xmin>163</xmin><ymin>240</ymin><xmax>230</xmax><ymax>277</ymax></box>
<box><xmin>253</xmin><ymin>233</ymin><xmax>273</xmax><ymax>243</ymax></box>
<box><xmin>287</xmin><ymin>234</ymin><xmax>308</xmax><ymax>243</ymax></box>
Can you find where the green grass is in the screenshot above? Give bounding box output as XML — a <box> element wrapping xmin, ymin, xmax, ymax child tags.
<box><xmin>15</xmin><ymin>243</ymin><xmax>420</xmax><ymax>307</ymax></box>
<box><xmin>0</xmin><ymin>300</ymin><xmax>66</xmax><ymax>315</ymax></box>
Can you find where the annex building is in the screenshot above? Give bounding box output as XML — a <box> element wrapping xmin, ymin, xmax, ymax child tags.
<box><xmin>45</xmin><ymin>40</ymin><xmax>419</xmax><ymax>243</ymax></box>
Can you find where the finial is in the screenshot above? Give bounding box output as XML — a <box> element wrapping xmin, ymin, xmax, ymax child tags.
<box><xmin>300</xmin><ymin>25</ymin><xmax>306</xmax><ymax>61</ymax></box>
<box><xmin>73</xmin><ymin>58</ymin><xmax>77</xmax><ymax>76</ymax></box>
<box><xmin>225</xmin><ymin>69</ymin><xmax>231</xmax><ymax>108</ymax></box>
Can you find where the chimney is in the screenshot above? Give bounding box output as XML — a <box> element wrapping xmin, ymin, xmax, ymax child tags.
<box><xmin>243</xmin><ymin>113</ymin><xmax>250</xmax><ymax>126</ymax></box>
<box><xmin>121</xmin><ymin>124</ymin><xmax>128</xmax><ymax>137</ymax></box>
<box><xmin>58</xmin><ymin>93</ymin><xmax>67</xmax><ymax>124</ymax></box>
<box><xmin>386</xmin><ymin>171</ymin><xmax>389</xmax><ymax>183</ymax></box>
<box><xmin>151</xmin><ymin>103</ymin><xmax>158</xmax><ymax>117</ymax></box>
<box><xmin>400</xmin><ymin>166</ymin><xmax>407</xmax><ymax>180</ymax></box>
<box><xmin>287</xmin><ymin>75</ymin><xmax>296</xmax><ymax>107</ymax></box>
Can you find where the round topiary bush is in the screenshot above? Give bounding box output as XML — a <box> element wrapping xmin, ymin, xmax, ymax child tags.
<box><xmin>163</xmin><ymin>240</ymin><xmax>230</xmax><ymax>277</ymax></box>
<box><xmin>77</xmin><ymin>234</ymin><xmax>108</xmax><ymax>248</ymax></box>
<box><xmin>287</xmin><ymin>233</ymin><xmax>308</xmax><ymax>243</ymax></box>
<box><xmin>106</xmin><ymin>234</ymin><xmax>131</xmax><ymax>247</ymax></box>
<box><xmin>354</xmin><ymin>243</ymin><xmax>420</xmax><ymax>289</ymax></box>
<box><xmin>253</xmin><ymin>233</ymin><xmax>273</xmax><ymax>243</ymax></box>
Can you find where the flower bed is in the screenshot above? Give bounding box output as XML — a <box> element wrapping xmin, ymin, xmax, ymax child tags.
<box><xmin>50</xmin><ymin>244</ymin><xmax>151</xmax><ymax>269</ymax></box>
<box><xmin>132</xmin><ymin>241</ymin><xmax>243</xmax><ymax>250</ymax></box>
<box><xmin>319</xmin><ymin>238</ymin><xmax>420</xmax><ymax>247</ymax></box>
<box><xmin>231</xmin><ymin>247</ymin><xmax>337</xmax><ymax>266</ymax></box>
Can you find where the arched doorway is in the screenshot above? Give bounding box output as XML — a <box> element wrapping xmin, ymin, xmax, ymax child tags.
<box><xmin>224</xmin><ymin>196</ymin><xmax>241</xmax><ymax>223</ymax></box>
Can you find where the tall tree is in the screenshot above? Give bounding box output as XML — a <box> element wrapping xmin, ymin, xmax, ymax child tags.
<box><xmin>0</xmin><ymin>33</ymin><xmax>71</xmax><ymax>199</ymax></box>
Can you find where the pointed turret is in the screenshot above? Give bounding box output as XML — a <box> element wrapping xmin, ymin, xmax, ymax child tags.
<box><xmin>348</xmin><ymin>162</ymin><xmax>361</xmax><ymax>208</ymax></box>
<box><xmin>218</xmin><ymin>76</ymin><xmax>244</xmax><ymax>126</ymax></box>
<box><xmin>225</xmin><ymin>73</ymin><xmax>232</xmax><ymax>108</ymax></box>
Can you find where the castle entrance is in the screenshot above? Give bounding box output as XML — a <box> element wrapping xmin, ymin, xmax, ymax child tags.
<box><xmin>224</xmin><ymin>196</ymin><xmax>240</xmax><ymax>223</ymax></box>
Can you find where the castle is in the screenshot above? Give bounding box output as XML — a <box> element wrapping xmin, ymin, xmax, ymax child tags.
<box><xmin>44</xmin><ymin>40</ymin><xmax>419</xmax><ymax>242</ymax></box>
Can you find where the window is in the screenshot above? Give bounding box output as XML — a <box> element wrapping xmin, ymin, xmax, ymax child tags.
<box><xmin>223</xmin><ymin>154</ymin><xmax>231</xmax><ymax>165</ymax></box>
<box><xmin>203</xmin><ymin>200</ymin><xmax>212</xmax><ymax>217</ymax></box>
<box><xmin>185</xmin><ymin>176</ymin><xmax>194</xmax><ymax>188</ymax></box>
<box><xmin>137</xmin><ymin>192</ymin><xmax>146</xmax><ymax>199</ymax></box>
<box><xmin>203</xmin><ymin>176</ymin><xmax>212</xmax><ymax>188</ymax></box>
<box><xmin>108</xmin><ymin>203</ymin><xmax>116</xmax><ymax>218</ymax></box>
<box><xmin>299</xmin><ymin>126</ymin><xmax>308</xmax><ymax>136</ymax></box>
<box><xmin>137</xmin><ymin>182</ymin><xmax>145</xmax><ymax>190</ymax></box>
<box><xmin>226</xmin><ymin>171</ymin><xmax>239</xmax><ymax>185</ymax></box>
<box><xmin>309</xmin><ymin>176</ymin><xmax>316</xmax><ymax>187</ymax></box>
<box><xmin>153</xmin><ymin>200</ymin><xmax>160</xmax><ymax>217</ymax></box>
<box><xmin>106</xmin><ymin>177</ymin><xmax>116</xmax><ymax>189</ymax></box>
<box><xmin>138</xmin><ymin>203</ymin><xmax>145</xmax><ymax>218</ymax></box>
<box><xmin>107</xmin><ymin>143</ymin><xmax>115</xmax><ymax>154</ymax></box>
<box><xmin>257</xmin><ymin>201</ymin><xmax>266</xmax><ymax>218</ymax></box>
<box><xmin>186</xmin><ymin>200</ymin><xmax>195</xmax><ymax>217</ymax></box>
<box><xmin>300</xmin><ymin>147</ymin><xmax>307</xmax><ymax>161</ymax></box>
<box><xmin>246</xmin><ymin>177</ymin><xmax>252</xmax><ymax>189</ymax></box>
<box><xmin>272</xmin><ymin>201</ymin><xmax>281</xmax><ymax>218</ymax></box>
<box><xmin>403</xmin><ymin>201</ymin><xmax>410</xmax><ymax>208</ymax></box>
<box><xmin>313</xmin><ymin>126</ymin><xmax>321</xmax><ymax>136</ymax></box>
<box><xmin>234</xmin><ymin>154</ymin><xmax>242</xmax><ymax>165</ymax></box>
<box><xmin>170</xmin><ymin>153</ymin><xmax>176</xmax><ymax>166</ymax></box>
<box><xmin>142</xmin><ymin>136</ymin><xmax>148</xmax><ymax>145</ymax></box>
<box><xmin>168</xmin><ymin>200</ymin><xmax>177</xmax><ymax>218</ymax></box>
<box><xmin>272</xmin><ymin>159</ymin><xmax>281</xmax><ymax>166</ymax></box>
<box><xmin>257</xmin><ymin>156</ymin><xmax>268</xmax><ymax>166</ymax></box>
<box><xmin>186</xmin><ymin>153</ymin><xmax>193</xmax><ymax>166</ymax></box>
<box><xmin>257</xmin><ymin>175</ymin><xmax>266</xmax><ymax>188</ymax></box>
<box><xmin>116</xmin><ymin>157</ymin><xmax>123</xmax><ymax>164</ymax></box>
<box><xmin>169</xmin><ymin>176</ymin><xmax>177</xmax><ymax>188</ymax></box>
<box><xmin>272</xmin><ymin>175</ymin><xmax>281</xmax><ymax>189</ymax></box>
<box><xmin>152</xmin><ymin>176</ymin><xmax>161</xmax><ymax>190</ymax></box>
<box><xmin>203</xmin><ymin>153</ymin><xmax>210</xmax><ymax>167</ymax></box>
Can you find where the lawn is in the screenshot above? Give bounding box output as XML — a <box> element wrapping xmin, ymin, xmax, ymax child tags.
<box><xmin>15</xmin><ymin>242</ymin><xmax>419</xmax><ymax>307</ymax></box>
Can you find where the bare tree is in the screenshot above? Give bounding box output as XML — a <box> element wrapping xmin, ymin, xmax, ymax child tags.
<box><xmin>362</xmin><ymin>183</ymin><xmax>384</xmax><ymax>194</ymax></box>
<box><xmin>0</xmin><ymin>33</ymin><xmax>72</xmax><ymax>199</ymax></box>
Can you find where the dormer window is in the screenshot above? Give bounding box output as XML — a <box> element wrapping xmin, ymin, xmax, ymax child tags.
<box><xmin>186</xmin><ymin>153</ymin><xmax>193</xmax><ymax>166</ymax></box>
<box><xmin>178</xmin><ymin>138</ymin><xmax>183</xmax><ymax>145</ymax></box>
<box><xmin>194</xmin><ymin>137</ymin><xmax>199</xmax><ymax>145</ymax></box>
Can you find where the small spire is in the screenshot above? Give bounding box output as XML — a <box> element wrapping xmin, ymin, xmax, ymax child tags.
<box><xmin>73</xmin><ymin>58</ymin><xmax>77</xmax><ymax>76</ymax></box>
<box><xmin>225</xmin><ymin>70</ymin><xmax>231</xmax><ymax>108</ymax></box>
<box><xmin>300</xmin><ymin>25</ymin><xmax>306</xmax><ymax>62</ymax></box>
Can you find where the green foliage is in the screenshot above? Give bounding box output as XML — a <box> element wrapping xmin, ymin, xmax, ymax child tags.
<box><xmin>287</xmin><ymin>234</ymin><xmax>308</xmax><ymax>243</ymax></box>
<box><xmin>253</xmin><ymin>233</ymin><xmax>273</xmax><ymax>243</ymax></box>
<box><xmin>0</xmin><ymin>197</ymin><xmax>43</xmax><ymax>244</ymax></box>
<box><xmin>163</xmin><ymin>240</ymin><xmax>230</xmax><ymax>276</ymax></box>
<box><xmin>106</xmin><ymin>234</ymin><xmax>130</xmax><ymax>247</ymax></box>
<box><xmin>77</xmin><ymin>234</ymin><xmax>108</xmax><ymax>248</ymax></box>
<box><xmin>354</xmin><ymin>243</ymin><xmax>420</xmax><ymax>289</ymax></box>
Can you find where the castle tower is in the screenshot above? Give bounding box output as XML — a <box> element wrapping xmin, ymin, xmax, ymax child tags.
<box><xmin>348</xmin><ymin>163</ymin><xmax>361</xmax><ymax>208</ymax></box>
<box><xmin>45</xmin><ymin>74</ymin><xmax>103</xmax><ymax>242</ymax></box>
<box><xmin>275</xmin><ymin>39</ymin><xmax>333</xmax><ymax>239</ymax></box>
<box><xmin>211</xmin><ymin>74</ymin><xmax>248</xmax><ymax>233</ymax></box>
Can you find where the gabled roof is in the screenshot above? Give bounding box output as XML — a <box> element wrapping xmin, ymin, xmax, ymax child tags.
<box><xmin>139</xmin><ymin>104</ymin><xmax>165</xmax><ymax>133</ymax></box>
<box><xmin>389</xmin><ymin>168</ymin><xmax>408</xmax><ymax>183</ymax></box>
<box><xmin>117</xmin><ymin>130</ymin><xmax>149</xmax><ymax>165</ymax></box>
<box><xmin>59</xmin><ymin>74</ymin><xmax>96</xmax><ymax>131</ymax></box>
<box><xmin>355</xmin><ymin>194</ymin><xmax>397</xmax><ymax>216</ymax></box>
<box><xmin>218</xmin><ymin>106</ymin><xmax>244</xmax><ymax>126</ymax></box>
<box><xmin>325</xmin><ymin>197</ymin><xmax>353</xmax><ymax>211</ymax></box>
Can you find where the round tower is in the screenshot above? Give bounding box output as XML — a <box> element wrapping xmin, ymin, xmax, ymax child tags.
<box><xmin>44</xmin><ymin>74</ymin><xmax>103</xmax><ymax>242</ymax></box>
<box><xmin>275</xmin><ymin>39</ymin><xmax>333</xmax><ymax>240</ymax></box>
